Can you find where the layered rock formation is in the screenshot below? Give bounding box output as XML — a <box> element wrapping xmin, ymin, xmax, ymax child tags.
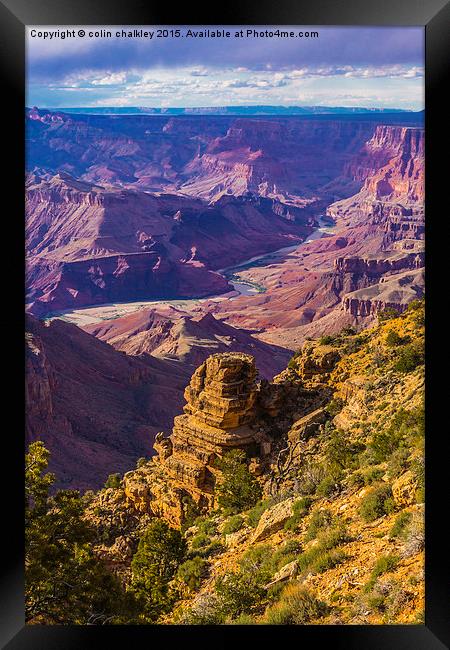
<box><xmin>151</xmin><ymin>353</ymin><xmax>267</xmax><ymax>523</ymax></box>
<box><xmin>26</xmin><ymin>173</ymin><xmax>312</xmax><ymax>315</ymax></box>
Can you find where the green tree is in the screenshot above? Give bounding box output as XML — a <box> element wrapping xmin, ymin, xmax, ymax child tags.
<box><xmin>130</xmin><ymin>519</ymin><xmax>187</xmax><ymax>621</ymax></box>
<box><xmin>25</xmin><ymin>441</ymin><xmax>132</xmax><ymax>624</ymax></box>
<box><xmin>215</xmin><ymin>449</ymin><xmax>262</xmax><ymax>514</ymax></box>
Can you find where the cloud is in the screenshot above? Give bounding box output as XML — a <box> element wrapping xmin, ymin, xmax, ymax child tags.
<box><xmin>25</xmin><ymin>26</ymin><xmax>424</xmax><ymax>110</ymax></box>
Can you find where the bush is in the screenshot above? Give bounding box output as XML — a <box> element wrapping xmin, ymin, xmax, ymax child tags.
<box><xmin>389</xmin><ymin>511</ymin><xmax>413</xmax><ymax>539</ymax></box>
<box><xmin>385</xmin><ymin>331</ymin><xmax>409</xmax><ymax>347</ymax></box>
<box><xmin>177</xmin><ymin>556</ymin><xmax>209</xmax><ymax>591</ymax></box>
<box><xmin>363</xmin><ymin>467</ymin><xmax>384</xmax><ymax>485</ymax></box>
<box><xmin>180</xmin><ymin>594</ymin><xmax>225</xmax><ymax>625</ymax></box>
<box><xmin>191</xmin><ymin>532</ymin><xmax>210</xmax><ymax>550</ymax></box>
<box><xmin>239</xmin><ymin>545</ymin><xmax>276</xmax><ymax>584</ymax></box>
<box><xmin>312</xmin><ymin>548</ymin><xmax>347</xmax><ymax>573</ymax></box>
<box><xmin>215</xmin><ymin>571</ymin><xmax>266</xmax><ymax>618</ymax></box>
<box><xmin>393</xmin><ymin>342</ymin><xmax>424</xmax><ymax>373</ymax></box>
<box><xmin>296</xmin><ymin>461</ymin><xmax>327</xmax><ymax>495</ymax></box>
<box><xmin>319</xmin><ymin>335</ymin><xmax>337</xmax><ymax>346</ymax></box>
<box><xmin>325</xmin><ymin>398</ymin><xmax>344</xmax><ymax>417</ymax></box>
<box><xmin>136</xmin><ymin>457</ymin><xmax>147</xmax><ymax>469</ymax></box>
<box><xmin>370</xmin><ymin>406</ymin><xmax>424</xmax><ymax>463</ymax></box>
<box><xmin>305</xmin><ymin>509</ymin><xmax>333</xmax><ymax>541</ymax></box>
<box><xmin>104</xmin><ymin>473</ymin><xmax>121</xmax><ymax>489</ymax></box>
<box><xmin>130</xmin><ymin>520</ymin><xmax>187</xmax><ymax>621</ymax></box>
<box><xmin>402</xmin><ymin>512</ymin><xmax>424</xmax><ymax>558</ymax></box>
<box><xmin>263</xmin><ymin>585</ymin><xmax>327</xmax><ymax>624</ymax></box>
<box><xmin>316</xmin><ymin>474</ymin><xmax>342</xmax><ymax>498</ymax></box>
<box><xmin>359</xmin><ymin>484</ymin><xmax>395</xmax><ymax>523</ymax></box>
<box><xmin>215</xmin><ymin>450</ymin><xmax>262</xmax><ymax>514</ymax></box>
<box><xmin>378</xmin><ymin>307</ymin><xmax>399</xmax><ymax>323</ymax></box>
<box><xmin>364</xmin><ymin>554</ymin><xmax>399</xmax><ymax>592</ymax></box>
<box><xmin>318</xmin><ymin>523</ymin><xmax>349</xmax><ymax>550</ymax></box>
<box><xmin>387</xmin><ymin>448</ymin><xmax>410</xmax><ymax>479</ymax></box>
<box><xmin>284</xmin><ymin>497</ymin><xmax>312</xmax><ymax>531</ymax></box>
<box><xmin>223</xmin><ymin>515</ymin><xmax>244</xmax><ymax>535</ymax></box>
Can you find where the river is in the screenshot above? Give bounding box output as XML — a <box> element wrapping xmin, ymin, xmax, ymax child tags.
<box><xmin>51</xmin><ymin>215</ymin><xmax>335</xmax><ymax>327</ymax></box>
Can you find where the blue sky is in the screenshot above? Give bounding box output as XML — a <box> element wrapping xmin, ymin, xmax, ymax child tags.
<box><xmin>26</xmin><ymin>26</ymin><xmax>424</xmax><ymax>110</ymax></box>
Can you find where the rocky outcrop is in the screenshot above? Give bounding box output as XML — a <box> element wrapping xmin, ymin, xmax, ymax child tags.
<box><xmin>294</xmin><ymin>342</ymin><xmax>341</xmax><ymax>385</ymax></box>
<box><xmin>152</xmin><ymin>353</ymin><xmax>268</xmax><ymax>523</ymax></box>
<box><xmin>250</xmin><ymin>497</ymin><xmax>295</xmax><ymax>543</ymax></box>
<box><xmin>392</xmin><ymin>471</ymin><xmax>418</xmax><ymax>507</ymax></box>
<box><xmin>342</xmin><ymin>268</ymin><xmax>425</xmax><ymax>318</ymax></box>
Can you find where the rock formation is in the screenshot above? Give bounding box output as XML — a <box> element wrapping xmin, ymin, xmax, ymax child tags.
<box><xmin>151</xmin><ymin>353</ymin><xmax>270</xmax><ymax>523</ymax></box>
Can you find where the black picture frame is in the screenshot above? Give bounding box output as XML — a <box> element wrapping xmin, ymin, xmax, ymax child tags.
<box><xmin>1</xmin><ymin>0</ymin><xmax>448</xmax><ymax>647</ymax></box>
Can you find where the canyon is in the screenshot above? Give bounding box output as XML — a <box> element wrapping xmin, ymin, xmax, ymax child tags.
<box><xmin>25</xmin><ymin>108</ymin><xmax>424</xmax><ymax>489</ymax></box>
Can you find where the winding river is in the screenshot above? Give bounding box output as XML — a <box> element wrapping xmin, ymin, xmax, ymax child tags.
<box><xmin>52</xmin><ymin>215</ymin><xmax>335</xmax><ymax>327</ymax></box>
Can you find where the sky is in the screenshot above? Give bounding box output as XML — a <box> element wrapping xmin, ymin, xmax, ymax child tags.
<box><xmin>26</xmin><ymin>26</ymin><xmax>424</xmax><ymax>110</ymax></box>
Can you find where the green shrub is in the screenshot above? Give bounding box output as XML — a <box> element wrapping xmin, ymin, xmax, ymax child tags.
<box><xmin>104</xmin><ymin>473</ymin><xmax>121</xmax><ymax>489</ymax></box>
<box><xmin>215</xmin><ymin>571</ymin><xmax>266</xmax><ymax>618</ymax></box>
<box><xmin>319</xmin><ymin>335</ymin><xmax>337</xmax><ymax>345</ymax></box>
<box><xmin>312</xmin><ymin>548</ymin><xmax>347</xmax><ymax>573</ymax></box>
<box><xmin>393</xmin><ymin>342</ymin><xmax>424</xmax><ymax>373</ymax></box>
<box><xmin>191</xmin><ymin>532</ymin><xmax>210</xmax><ymax>550</ymax></box>
<box><xmin>263</xmin><ymin>585</ymin><xmax>327</xmax><ymax>624</ymax></box>
<box><xmin>348</xmin><ymin>471</ymin><xmax>365</xmax><ymax>488</ymax></box>
<box><xmin>284</xmin><ymin>497</ymin><xmax>312</xmax><ymax>531</ymax></box>
<box><xmin>389</xmin><ymin>511</ymin><xmax>413</xmax><ymax>539</ymax></box>
<box><xmin>318</xmin><ymin>523</ymin><xmax>349</xmax><ymax>550</ymax></box>
<box><xmin>180</xmin><ymin>594</ymin><xmax>225</xmax><ymax>625</ymax></box>
<box><xmin>325</xmin><ymin>398</ymin><xmax>344</xmax><ymax>417</ymax></box>
<box><xmin>245</xmin><ymin>497</ymin><xmax>284</xmax><ymax>527</ymax></box>
<box><xmin>370</xmin><ymin>406</ymin><xmax>424</xmax><ymax>463</ymax></box>
<box><xmin>196</xmin><ymin>518</ymin><xmax>218</xmax><ymax>536</ymax></box>
<box><xmin>239</xmin><ymin>545</ymin><xmax>276</xmax><ymax>584</ymax></box>
<box><xmin>296</xmin><ymin>461</ymin><xmax>327</xmax><ymax>495</ymax></box>
<box><xmin>305</xmin><ymin>509</ymin><xmax>333</xmax><ymax>541</ymax></box>
<box><xmin>359</xmin><ymin>484</ymin><xmax>395</xmax><ymax>523</ymax></box>
<box><xmin>130</xmin><ymin>520</ymin><xmax>187</xmax><ymax>621</ymax></box>
<box><xmin>385</xmin><ymin>331</ymin><xmax>409</xmax><ymax>347</ymax></box>
<box><xmin>177</xmin><ymin>556</ymin><xmax>209</xmax><ymax>591</ymax></box>
<box><xmin>223</xmin><ymin>515</ymin><xmax>244</xmax><ymax>535</ymax></box>
<box><xmin>378</xmin><ymin>307</ymin><xmax>399</xmax><ymax>323</ymax></box>
<box><xmin>387</xmin><ymin>448</ymin><xmax>410</xmax><ymax>479</ymax></box>
<box><xmin>215</xmin><ymin>450</ymin><xmax>262</xmax><ymax>514</ymax></box>
<box><xmin>316</xmin><ymin>474</ymin><xmax>342</xmax><ymax>498</ymax></box>
<box><xmin>271</xmin><ymin>540</ymin><xmax>303</xmax><ymax>571</ymax></box>
<box><xmin>363</xmin><ymin>467</ymin><xmax>384</xmax><ymax>485</ymax></box>
<box><xmin>364</xmin><ymin>554</ymin><xmax>399</xmax><ymax>592</ymax></box>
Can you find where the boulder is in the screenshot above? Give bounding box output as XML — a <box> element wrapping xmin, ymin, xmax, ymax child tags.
<box><xmin>265</xmin><ymin>559</ymin><xmax>298</xmax><ymax>588</ymax></box>
<box><xmin>392</xmin><ymin>470</ymin><xmax>418</xmax><ymax>507</ymax></box>
<box><xmin>251</xmin><ymin>497</ymin><xmax>295</xmax><ymax>543</ymax></box>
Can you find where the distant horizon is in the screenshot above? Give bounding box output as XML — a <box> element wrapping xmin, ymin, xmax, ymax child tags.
<box><xmin>28</xmin><ymin>104</ymin><xmax>424</xmax><ymax>114</ymax></box>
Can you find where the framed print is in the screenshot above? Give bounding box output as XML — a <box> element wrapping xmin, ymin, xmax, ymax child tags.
<box><xmin>1</xmin><ymin>0</ymin><xmax>449</xmax><ymax>647</ymax></box>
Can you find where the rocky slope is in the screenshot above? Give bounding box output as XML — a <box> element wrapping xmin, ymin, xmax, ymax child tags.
<box><xmin>82</xmin><ymin>300</ymin><xmax>425</xmax><ymax>625</ymax></box>
<box><xmin>84</xmin><ymin>310</ymin><xmax>291</xmax><ymax>380</ymax></box>
<box><xmin>25</xmin><ymin>315</ymin><xmax>191</xmax><ymax>490</ymax></box>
